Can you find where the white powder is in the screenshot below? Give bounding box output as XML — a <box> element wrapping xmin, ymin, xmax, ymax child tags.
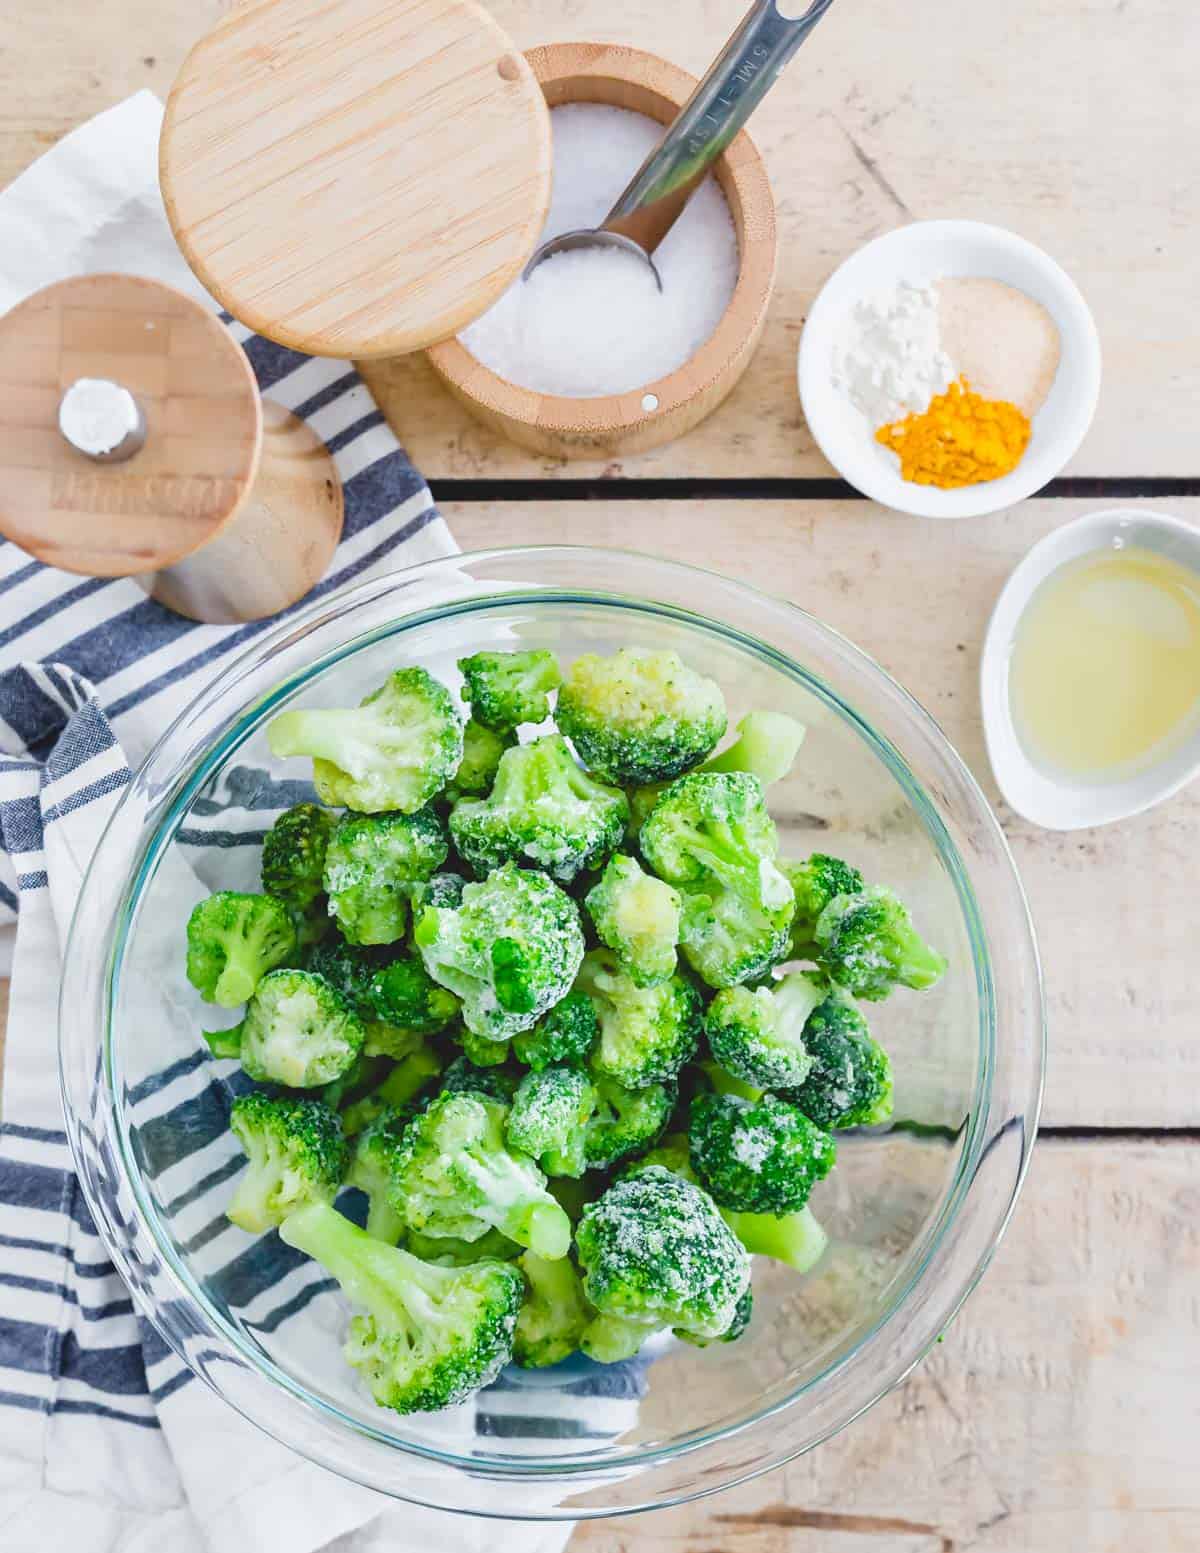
<box><xmin>832</xmin><ymin>280</ymin><xmax>954</xmax><ymax>426</ymax></box>
<box><xmin>460</xmin><ymin>104</ymin><xmax>740</xmax><ymax>398</ymax></box>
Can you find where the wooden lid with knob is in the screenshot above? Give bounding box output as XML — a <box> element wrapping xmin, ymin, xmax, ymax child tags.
<box><xmin>0</xmin><ymin>272</ymin><xmax>344</xmax><ymax>624</ymax></box>
<box><xmin>159</xmin><ymin>0</ymin><xmax>552</xmax><ymax>360</ymax></box>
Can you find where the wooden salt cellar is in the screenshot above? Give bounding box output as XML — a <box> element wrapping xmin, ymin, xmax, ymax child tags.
<box><xmin>0</xmin><ymin>273</ymin><xmax>343</xmax><ymax>624</ymax></box>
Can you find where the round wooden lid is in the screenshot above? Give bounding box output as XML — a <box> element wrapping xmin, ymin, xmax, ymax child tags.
<box><xmin>160</xmin><ymin>0</ymin><xmax>552</xmax><ymax>360</ymax></box>
<box><xmin>0</xmin><ymin>273</ymin><xmax>262</xmax><ymax>578</ymax></box>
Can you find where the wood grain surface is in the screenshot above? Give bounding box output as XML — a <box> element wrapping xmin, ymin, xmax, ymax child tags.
<box><xmin>161</xmin><ymin>0</ymin><xmax>552</xmax><ymax>358</ymax></box>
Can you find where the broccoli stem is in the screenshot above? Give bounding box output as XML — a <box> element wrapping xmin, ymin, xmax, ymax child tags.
<box><xmin>342</xmin><ymin>1048</ymin><xmax>442</xmax><ymax>1135</ymax></box>
<box><xmin>702</xmin><ymin>712</ymin><xmax>805</xmax><ymax>786</ymax></box>
<box><xmin>280</xmin><ymin>1202</ymin><xmax>424</xmax><ymax>1330</ymax></box>
<box><xmin>525</xmin><ymin>1201</ymin><xmax>572</xmax><ymax>1261</ymax></box>
<box><xmin>582</xmin><ymin>1311</ymin><xmax>650</xmax><ymax>1364</ymax></box>
<box><xmin>722</xmin><ymin>1205</ymin><xmax>827</xmax><ymax>1272</ymax></box>
<box><xmin>897</xmin><ymin>927</ymin><xmax>948</xmax><ymax>990</ymax></box>
<box><xmin>215</xmin><ymin>959</ymin><xmax>257</xmax><ymax>1007</ymax></box>
<box><xmin>365</xmin><ymin>1198</ymin><xmax>407</xmax><ymax>1247</ymax></box>
<box><xmin>204</xmin><ymin>1023</ymin><xmax>244</xmax><ymax>1060</ymax></box>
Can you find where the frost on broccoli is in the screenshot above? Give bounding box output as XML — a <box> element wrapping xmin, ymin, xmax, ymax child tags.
<box><xmin>261</xmin><ymin>803</ymin><xmax>336</xmax><ymax>945</ymax></box>
<box><xmin>279</xmin><ymin>1202</ymin><xmax>523</xmax><ymax>1414</ymax></box>
<box><xmin>627</xmin><ymin>1133</ymin><xmax>828</xmax><ymax>1273</ymax></box>
<box><xmin>415</xmin><ymin>862</ymin><xmax>585</xmax><ymax>1042</ymax></box>
<box><xmin>575</xmin><ymin>1168</ymin><xmax>750</xmax><ymax>1361</ymax></box>
<box><xmin>511</xmin><ymin>989</ymin><xmax>598</xmax><ymax>1071</ymax></box>
<box><xmin>506</xmin><ymin>1066</ymin><xmax>595</xmax><ymax>1177</ymax></box>
<box><xmin>704</xmin><ymin>970</ymin><xmax>825</xmax><ymax>1091</ymax></box>
<box><xmin>679</xmin><ymin>1285</ymin><xmax>753</xmax><ymax>1346</ymax></box>
<box><xmin>815</xmin><ymin>885</ymin><xmax>946</xmax><ymax>1001</ymax></box>
<box><xmin>782</xmin><ymin>996</ymin><xmax>893</xmax><ymax>1130</ymax></box>
<box><xmin>267</xmin><ymin>667</ymin><xmax>463</xmax><ymax>815</ymax></box>
<box><xmin>322</xmin><ymin>807</ymin><xmax>448</xmax><ymax>946</ymax></box>
<box><xmin>702</xmin><ymin>711</ymin><xmax>806</xmax><ymax>787</ymax></box>
<box><xmin>585</xmin><ymin>853</ymin><xmax>682</xmax><ymax>987</ymax></box>
<box><xmin>640</xmin><ymin>772</ymin><xmax>794</xmax><ymax>989</ymax></box>
<box><xmin>576</xmin><ymin>948</ymin><xmax>700</xmax><ymax>1090</ymax></box>
<box><xmin>555</xmin><ymin>648</ymin><xmax>727</xmax><ymax>786</ymax></box>
<box><xmin>458</xmin><ymin>649</ymin><xmax>562</xmax><ymax>733</ymax></box>
<box><xmin>449</xmin><ymin>734</ymin><xmax>628</xmax><ymax>883</ymax></box>
<box><xmin>212</xmin><ymin>968</ymin><xmax>366</xmax><ymax>1088</ymax></box>
<box><xmin>346</xmin><ymin>1106</ymin><xmax>411</xmax><ymax>1243</ymax></box>
<box><xmin>689</xmin><ymin>1092</ymin><xmax>836</xmax><ymax>1215</ymax></box>
<box><xmin>187</xmin><ymin>891</ymin><xmax>297</xmax><ymax>1007</ymax></box>
<box><xmin>784</xmin><ymin>853</ymin><xmax>865</xmax><ymax>958</ymax></box>
<box><xmin>584</xmin><ymin>1073</ymin><xmax>674</xmax><ymax>1171</ymax></box>
<box><xmin>446</xmin><ymin>719</ymin><xmax>516</xmax><ymax>801</ymax></box>
<box><xmin>392</xmin><ymin>1090</ymin><xmax>572</xmax><ymax>1259</ymax></box>
<box><xmin>513</xmin><ymin>1251</ymin><xmax>592</xmax><ymax>1368</ymax></box>
<box><xmin>227</xmin><ymin>1092</ymin><xmax>346</xmax><ymax>1232</ymax></box>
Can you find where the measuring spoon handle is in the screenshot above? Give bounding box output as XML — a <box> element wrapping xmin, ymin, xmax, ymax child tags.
<box><xmin>603</xmin><ymin>0</ymin><xmax>835</xmax><ymax>255</ymax></box>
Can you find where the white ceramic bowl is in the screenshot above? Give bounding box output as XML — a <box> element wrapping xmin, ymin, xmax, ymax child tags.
<box><xmin>981</xmin><ymin>508</ymin><xmax>1200</xmax><ymax>829</ymax></box>
<box><xmin>797</xmin><ymin>220</ymin><xmax>1102</xmax><ymax>519</ymax></box>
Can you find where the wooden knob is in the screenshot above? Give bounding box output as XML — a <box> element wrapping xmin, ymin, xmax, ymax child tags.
<box><xmin>0</xmin><ymin>272</ymin><xmax>343</xmax><ymax>624</ymax></box>
<box><xmin>159</xmin><ymin>0</ymin><xmax>552</xmax><ymax>359</ymax></box>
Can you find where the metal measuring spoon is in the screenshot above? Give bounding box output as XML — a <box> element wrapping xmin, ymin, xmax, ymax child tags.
<box><xmin>523</xmin><ymin>0</ymin><xmax>836</xmax><ymax>288</ymax></box>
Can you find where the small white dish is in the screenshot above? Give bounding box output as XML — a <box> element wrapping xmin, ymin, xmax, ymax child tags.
<box><xmin>797</xmin><ymin>219</ymin><xmax>1102</xmax><ymax>519</ymax></box>
<box><xmin>981</xmin><ymin>508</ymin><xmax>1200</xmax><ymax>830</ymax></box>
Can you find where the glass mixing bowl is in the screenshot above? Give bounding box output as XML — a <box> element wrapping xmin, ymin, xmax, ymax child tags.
<box><xmin>60</xmin><ymin>547</ymin><xmax>1043</xmax><ymax>1519</ymax></box>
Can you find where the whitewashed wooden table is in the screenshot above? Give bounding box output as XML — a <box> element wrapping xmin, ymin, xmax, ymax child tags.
<box><xmin>4</xmin><ymin>0</ymin><xmax>1199</xmax><ymax>1547</ymax></box>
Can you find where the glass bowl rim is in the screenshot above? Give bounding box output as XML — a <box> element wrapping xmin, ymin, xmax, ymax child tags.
<box><xmin>60</xmin><ymin>544</ymin><xmax>1045</xmax><ymax>1502</ymax></box>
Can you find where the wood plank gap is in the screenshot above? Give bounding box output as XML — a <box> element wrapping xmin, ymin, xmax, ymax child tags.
<box><xmin>432</xmin><ymin>475</ymin><xmax>1200</xmax><ymax>503</ymax></box>
<box><xmin>1039</xmin><ymin>1126</ymin><xmax>1200</xmax><ymax>1142</ymax></box>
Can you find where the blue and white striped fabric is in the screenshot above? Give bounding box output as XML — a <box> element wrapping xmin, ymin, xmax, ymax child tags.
<box><xmin>0</xmin><ymin>91</ymin><xmax>639</xmax><ymax>1553</ymax></box>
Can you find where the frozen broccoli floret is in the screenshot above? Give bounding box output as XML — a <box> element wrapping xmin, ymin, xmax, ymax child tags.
<box><xmin>584</xmin><ymin>1073</ymin><xmax>674</xmax><ymax>1170</ymax></box>
<box><xmin>415</xmin><ymin>862</ymin><xmax>585</xmax><ymax>1041</ymax></box>
<box><xmin>689</xmin><ymin>1092</ymin><xmax>835</xmax><ymax>1214</ymax></box>
<box><xmin>702</xmin><ymin>711</ymin><xmax>806</xmax><ymax>787</ymax></box>
<box><xmin>440</xmin><ymin>1055</ymin><xmax>520</xmax><ymax>1104</ymax></box>
<box><xmin>627</xmin><ymin>1133</ymin><xmax>828</xmax><ymax>1272</ymax></box>
<box><xmin>392</xmin><ymin>1090</ymin><xmax>571</xmax><ymax>1259</ymax></box>
<box><xmin>341</xmin><ymin>1044</ymin><xmax>444</xmax><ymax>1135</ymax></box>
<box><xmin>576</xmin><ymin>948</ymin><xmax>700</xmax><ymax>1089</ymax></box>
<box><xmin>511</xmin><ymin>989</ymin><xmax>599</xmax><ymax>1071</ymax></box>
<box><xmin>260</xmin><ymin>802</ymin><xmax>336</xmax><ymax>945</ymax></box>
<box><xmin>323</xmin><ymin>807</ymin><xmax>448</xmax><ymax>946</ymax></box>
<box><xmin>452</xmin><ymin>1026</ymin><xmax>512</xmax><ymax>1068</ymax></box>
<box><xmin>449</xmin><ymin>735</ymin><xmax>628</xmax><ymax>884</ymax></box>
<box><xmin>368</xmin><ymin>953</ymin><xmax>459</xmax><ymax>1036</ymax></box>
<box><xmin>458</xmin><ymin>649</ymin><xmax>562</xmax><ymax>733</ymax></box>
<box><xmin>211</xmin><ymin>969</ymin><xmax>365</xmax><ymax>1087</ymax></box>
<box><xmin>279</xmin><ymin>1202</ymin><xmax>523</xmax><ymax>1414</ymax></box>
<box><xmin>346</xmin><ymin>1107</ymin><xmax>410</xmax><ymax>1243</ymax></box>
<box><xmin>267</xmin><ymin>667</ymin><xmax>463</xmax><ymax>815</ymax></box>
<box><xmin>679</xmin><ymin>1284</ymin><xmax>753</xmax><ymax>1346</ymax></box>
<box><xmin>513</xmin><ymin>1251</ymin><xmax>592</xmax><ymax>1368</ymax></box>
<box><xmin>704</xmin><ymin>971</ymin><xmax>825</xmax><ymax>1091</ymax></box>
<box><xmin>782</xmin><ymin>996</ymin><xmax>893</xmax><ymax>1129</ymax></box>
<box><xmin>304</xmin><ymin>936</ymin><xmax>393</xmax><ymax>1018</ymax></box>
<box><xmin>626</xmin><ymin>782</ymin><xmax>667</xmax><ymax>840</ymax></box>
<box><xmin>411</xmin><ymin>872</ymin><xmax>468</xmax><ymax>911</ymax></box>
<box><xmin>506</xmin><ymin>1066</ymin><xmax>596</xmax><ymax>1177</ymax></box>
<box><xmin>641</xmin><ymin>772</ymin><xmax>795</xmax><ymax>989</ymax></box>
<box><xmin>227</xmin><ymin>1092</ymin><xmax>346</xmax><ymax>1232</ymax></box>
<box><xmin>575</xmin><ymin>1168</ymin><xmax>750</xmax><ymax>1361</ymax></box>
<box><xmin>187</xmin><ymin>891</ymin><xmax>297</xmax><ymax>1007</ymax></box>
<box><xmin>815</xmin><ymin>885</ymin><xmax>946</xmax><ymax>1001</ymax></box>
<box><xmin>556</xmin><ymin>648</ymin><xmax>727</xmax><ymax>785</ymax></box>
<box><xmin>784</xmin><ymin>853</ymin><xmax>865</xmax><ymax>957</ymax></box>
<box><xmin>585</xmin><ymin>853</ymin><xmax>682</xmax><ymax>987</ymax></box>
<box><xmin>446</xmin><ymin>719</ymin><xmax>517</xmax><ymax>801</ymax></box>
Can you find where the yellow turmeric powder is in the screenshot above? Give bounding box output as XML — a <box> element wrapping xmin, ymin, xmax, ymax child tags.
<box><xmin>876</xmin><ymin>379</ymin><xmax>1030</xmax><ymax>488</ymax></box>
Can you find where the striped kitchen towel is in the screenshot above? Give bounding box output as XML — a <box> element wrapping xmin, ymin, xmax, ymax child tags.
<box><xmin>0</xmin><ymin>93</ymin><xmax>640</xmax><ymax>1553</ymax></box>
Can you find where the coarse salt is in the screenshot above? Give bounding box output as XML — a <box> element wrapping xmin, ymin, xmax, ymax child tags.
<box><xmin>832</xmin><ymin>280</ymin><xmax>954</xmax><ymax>426</ymax></box>
<box><xmin>460</xmin><ymin>104</ymin><xmax>740</xmax><ymax>399</ymax></box>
